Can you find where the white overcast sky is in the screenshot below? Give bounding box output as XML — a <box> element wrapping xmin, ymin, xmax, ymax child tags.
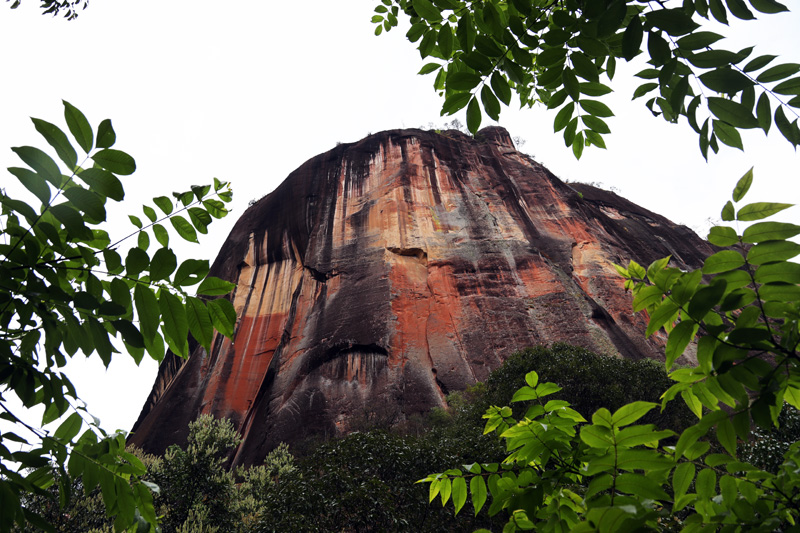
<box><xmin>0</xmin><ymin>1</ymin><xmax>798</xmax><ymax>435</ymax></box>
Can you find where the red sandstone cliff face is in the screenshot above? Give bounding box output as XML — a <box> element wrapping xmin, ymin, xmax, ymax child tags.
<box><xmin>129</xmin><ymin>127</ymin><xmax>714</xmax><ymax>465</ymax></box>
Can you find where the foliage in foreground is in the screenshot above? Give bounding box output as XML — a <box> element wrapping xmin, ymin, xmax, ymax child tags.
<box><xmin>374</xmin><ymin>0</ymin><xmax>800</xmax><ymax>158</ymax></box>
<box><xmin>17</xmin><ymin>343</ymin><xmax>704</xmax><ymax>532</ymax></box>
<box><xmin>5</xmin><ymin>0</ymin><xmax>87</xmax><ymax>20</ymax></box>
<box><xmin>422</xmin><ymin>169</ymin><xmax>800</xmax><ymax>530</ymax></box>
<box><xmin>0</xmin><ymin>103</ymin><xmax>235</xmax><ymax>532</ymax></box>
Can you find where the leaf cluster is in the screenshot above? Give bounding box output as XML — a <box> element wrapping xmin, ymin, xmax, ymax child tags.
<box><xmin>423</xmin><ymin>170</ymin><xmax>800</xmax><ymax>531</ymax></box>
<box><xmin>6</xmin><ymin>0</ymin><xmax>88</xmax><ymax>20</ymax></box>
<box><xmin>374</xmin><ymin>0</ymin><xmax>800</xmax><ymax>158</ymax></box>
<box><xmin>0</xmin><ymin>102</ymin><xmax>235</xmax><ymax>532</ymax></box>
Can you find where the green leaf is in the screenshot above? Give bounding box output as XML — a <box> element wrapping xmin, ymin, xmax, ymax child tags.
<box><xmin>703</xmin><ymin>250</ymin><xmax>745</xmax><ymax>274</ymax></box>
<box><xmin>645</xmin><ymin>298</ymin><xmax>679</xmax><ymax>338</ymax></box>
<box><xmin>134</xmin><ymin>285</ymin><xmax>160</xmax><ymax>352</ymax></box>
<box><xmin>572</xmin><ymin>131</ymin><xmax>584</xmax><ymax>159</ymax></box>
<box><xmin>413</xmin><ymin>0</ymin><xmax>443</xmax><ymax>22</ymax></box>
<box><xmin>708</xmin><ymin>98</ymin><xmax>758</xmax><ymax>129</ymax></box>
<box><xmin>96</xmin><ymin>119</ymin><xmax>116</xmax><ymax>149</ymax></box>
<box><xmin>597</xmin><ymin>0</ymin><xmax>626</xmax><ymax>38</ymax></box>
<box><xmin>466</xmin><ymin>96</ymin><xmax>481</xmax><ymax>134</ymax></box>
<box><xmin>713</xmin><ymin>120</ymin><xmax>743</xmax><ymax>150</ymax></box>
<box><xmin>463</xmin><ymin>52</ymin><xmax>492</xmax><ymax>72</ymax></box>
<box><xmin>562</xmin><ymin>68</ymin><xmax>580</xmax><ymax>101</ymax></box>
<box><xmin>438</xmin><ymin>24</ymin><xmax>454</xmax><ymax>58</ymax></box>
<box><xmin>615</xmin><ymin>473</ymin><xmax>670</xmax><ymax>500</ymax></box>
<box><xmin>696</xmin><ymin>468</ymin><xmax>716</xmax><ymax>499</ymax></box>
<box><xmin>774</xmin><ymin>76</ymin><xmax>800</xmax><ymax>96</ymax></box>
<box><xmin>632</xmin><ymin>82</ymin><xmax>658</xmax><ymax>99</ymax></box>
<box><xmin>687</xmin><ymin>50</ymin><xmax>740</xmax><ymax>69</ymax></box>
<box><xmin>153</xmin><ymin>223</ymin><xmax>169</xmax><ymax>247</ymax></box>
<box><xmin>633</xmin><ymin>285</ymin><xmax>663</xmax><ymax>312</ymax></box>
<box><xmin>666</xmin><ymin>321</ymin><xmax>698</xmax><ymax>367</ymax></box>
<box><xmin>757</xmin><ymin>63</ymin><xmax>800</xmax><ymax>83</ymax></box>
<box><xmin>54</xmin><ymin>412</ymin><xmax>83</xmax><ymax>442</ymax></box>
<box><xmin>8</xmin><ymin>167</ymin><xmax>51</xmax><ymax>205</ymax></box>
<box><xmin>709</xmin><ymin>0</ymin><xmax>729</xmax><ymax>23</ymax></box>
<box><xmin>77</xmin><ymin>168</ymin><xmax>124</xmax><ymax>202</ymax></box>
<box><xmin>554</xmin><ymin>102</ymin><xmax>574</xmax><ymax>132</ymax></box>
<box><xmin>742</xmin><ymin>221</ymin><xmax>800</xmax><ymax>243</ymax></box>
<box><xmin>571</xmin><ymin>52</ymin><xmax>599</xmax><ymax>82</ymax></box>
<box><xmin>732</xmin><ymin>167</ymin><xmax>754</xmax><ymax>202</ymax></box>
<box><xmin>91</xmin><ymin>149</ymin><xmax>136</xmax><ymax>175</ymax></box>
<box><xmin>141</xmin><ymin>227</ymin><xmax>152</xmax><ymax>251</ymax></box>
<box><xmin>721</xmin><ymin>200</ymin><xmax>735</xmax><ymax>221</ymax></box>
<box><xmin>700</xmin><ymin>69</ymin><xmax>754</xmax><ymax>94</ymax></box>
<box><xmin>153</xmin><ymin>196</ymin><xmax>173</xmax><ymax>215</ymax></box>
<box><xmin>676</xmin><ymin>31</ymin><xmax>724</xmax><ymax>50</ymax></box>
<box><xmin>490</xmin><ymin>72</ymin><xmax>512</xmax><ymax>106</ymax></box>
<box><xmin>31</xmin><ymin>118</ymin><xmax>77</xmax><ymax>169</ymax></box>
<box><xmin>208</xmin><ymin>298</ymin><xmax>236</xmax><ymax>338</ymax></box>
<box><xmin>775</xmin><ymin>107</ymin><xmax>800</xmax><ymax>147</ymax></box>
<box><xmin>12</xmin><ymin>146</ymin><xmax>62</xmax><ymax>186</ymax></box>
<box><xmin>717</xmin><ymin>416</ymin><xmax>736</xmax><ymax>455</ymax></box>
<box><xmin>63</xmin><ymin>187</ymin><xmax>106</xmax><ymax>222</ymax></box>
<box><xmin>611</xmin><ymin>401</ymin><xmax>656</xmax><ymax>427</ymax></box>
<box><xmin>441</xmin><ymin>92</ymin><xmax>472</xmax><ymax>114</ymax></box>
<box><xmin>622</xmin><ymin>15</ymin><xmax>643</xmax><ymax>60</ymax></box>
<box><xmin>580</xmin><ymin>82</ymin><xmax>612</xmax><ymax>97</ymax></box>
<box><xmin>747</xmin><ymin>240</ymin><xmax>800</xmax><ymax>265</ymax></box>
<box><xmin>186</xmin><ymin>297</ymin><xmax>213</xmax><ymax>353</ymax></box>
<box><xmin>707</xmin><ymin>226</ymin><xmax>739</xmax><ymax>246</ymax></box>
<box><xmin>582</xmin><ymin>115</ymin><xmax>610</xmax><ymax>134</ymax></box>
<box><xmin>143</xmin><ymin>205</ymin><xmax>157</xmax><ymax>223</ymax></box>
<box><xmin>447</xmin><ymin>72</ymin><xmax>481</xmax><ymax>91</ymax></box>
<box><xmin>418</xmin><ymin>62</ymin><xmax>441</xmax><ymax>75</ymax></box>
<box><xmin>579</xmin><ymin>99</ymin><xmax>613</xmax><ymax>117</ymax></box>
<box><xmin>755</xmin><ymin>261</ymin><xmax>800</xmax><ymax>284</ymax></box>
<box><xmin>197</xmin><ymin>276</ymin><xmax>236</xmax><ymax>296</ymax></box>
<box><xmin>584</xmin><ymin>130</ymin><xmax>607</xmax><ymax>148</ymax></box>
<box><xmin>673</xmin><ymin>462</ymin><xmax>695</xmax><ymax>500</ymax></box>
<box><xmin>174</xmin><ymin>259</ymin><xmax>209</xmax><ymax>287</ymax></box>
<box><xmin>452</xmin><ymin>476</ymin><xmax>467</xmax><ymax>515</ymax></box>
<box><xmin>748</xmin><ymin>0</ymin><xmax>788</xmax><ymax>12</ymax></box>
<box><xmin>737</xmin><ymin>201</ymin><xmax>793</xmax><ymax>221</ymax></box>
<box><xmin>159</xmin><ymin>291</ymin><xmax>189</xmax><ymax>358</ymax></box>
<box><xmin>50</xmin><ymin>204</ymin><xmax>92</xmax><ymax>239</ymax></box>
<box><xmin>470</xmin><ymin>475</ymin><xmax>487</xmax><ymax>515</ymax></box>
<box><xmin>537</xmin><ymin>47</ymin><xmax>567</xmax><ymax>67</ymax></box>
<box><xmin>645</xmin><ymin>8</ymin><xmax>700</xmax><ymax>36</ymax></box>
<box><xmin>744</xmin><ymin>54</ymin><xmax>777</xmax><ymax>73</ymax></box>
<box><xmin>481</xmin><ymin>85</ymin><xmax>501</xmax><ymax>121</ymax></box>
<box><xmin>647</xmin><ymin>31</ymin><xmax>671</xmax><ymax>66</ymax></box>
<box><xmin>150</xmin><ymin>247</ymin><xmax>178</xmax><ymax>281</ymax></box>
<box><xmin>756</xmin><ymin>93</ymin><xmax>772</xmax><ymax>134</ymax></box>
<box><xmin>725</xmin><ymin>0</ymin><xmax>754</xmax><ymax>19</ymax></box>
<box><xmin>63</xmin><ymin>100</ymin><xmax>93</xmax><ymax>153</ymax></box>
<box><xmin>170</xmin><ymin>215</ymin><xmax>199</xmax><ymax>243</ymax></box>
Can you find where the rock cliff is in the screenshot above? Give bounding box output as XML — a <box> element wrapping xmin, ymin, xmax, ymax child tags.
<box><xmin>129</xmin><ymin>127</ymin><xmax>714</xmax><ymax>465</ymax></box>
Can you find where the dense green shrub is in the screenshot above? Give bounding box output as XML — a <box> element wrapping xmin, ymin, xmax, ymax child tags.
<box><xmin>480</xmin><ymin>343</ymin><xmax>695</xmax><ymax>433</ymax></box>
<box><xmin>253</xmin><ymin>430</ymin><xmax>503</xmax><ymax>532</ymax></box>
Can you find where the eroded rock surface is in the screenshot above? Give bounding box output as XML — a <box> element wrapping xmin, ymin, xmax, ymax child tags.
<box><xmin>130</xmin><ymin>127</ymin><xmax>714</xmax><ymax>465</ymax></box>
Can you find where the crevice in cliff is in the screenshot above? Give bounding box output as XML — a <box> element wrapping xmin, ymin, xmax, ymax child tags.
<box><xmin>304</xmin><ymin>265</ymin><xmax>340</xmax><ymax>282</ymax></box>
<box><xmin>386</xmin><ymin>246</ymin><xmax>427</xmax><ymax>264</ymax></box>
<box><xmin>431</xmin><ymin>368</ymin><xmax>450</xmax><ymax>396</ymax></box>
<box><xmin>303</xmin><ymin>343</ymin><xmax>389</xmax><ymax>378</ymax></box>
